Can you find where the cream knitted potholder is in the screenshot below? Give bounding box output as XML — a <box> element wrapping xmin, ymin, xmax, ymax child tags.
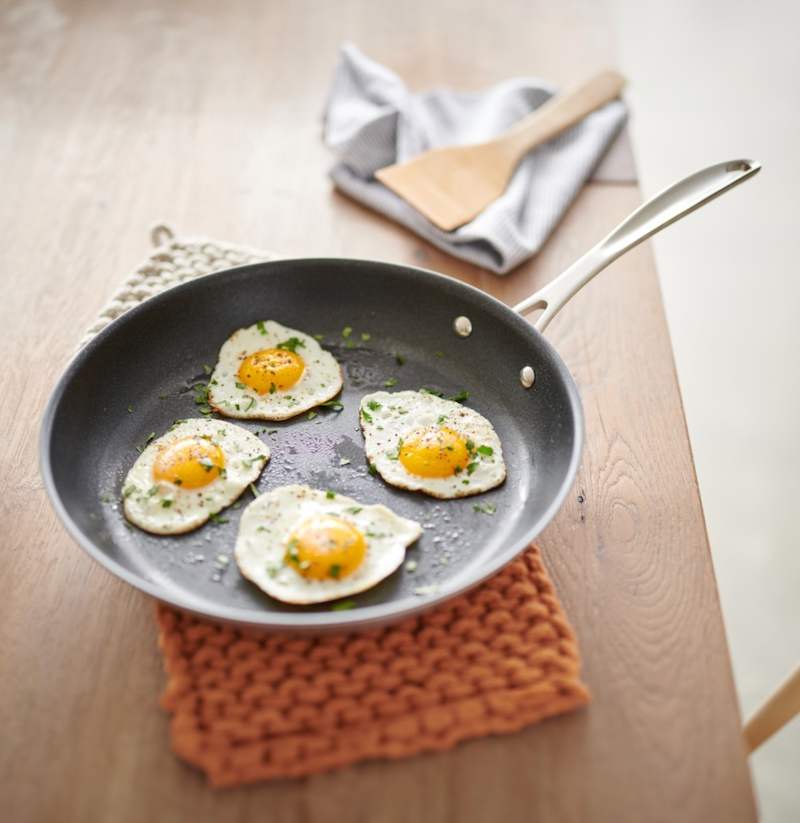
<box><xmin>77</xmin><ymin>223</ymin><xmax>282</xmax><ymax>351</ymax></box>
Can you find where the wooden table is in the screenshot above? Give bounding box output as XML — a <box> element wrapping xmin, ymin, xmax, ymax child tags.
<box><xmin>0</xmin><ymin>0</ymin><xmax>758</xmax><ymax>820</ymax></box>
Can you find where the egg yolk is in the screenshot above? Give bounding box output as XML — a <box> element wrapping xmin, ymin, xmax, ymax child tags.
<box><xmin>152</xmin><ymin>436</ymin><xmax>226</xmax><ymax>489</ymax></box>
<box><xmin>285</xmin><ymin>515</ymin><xmax>366</xmax><ymax>580</ymax></box>
<box><xmin>238</xmin><ymin>348</ymin><xmax>305</xmax><ymax>394</ymax></box>
<box><xmin>398</xmin><ymin>426</ymin><xmax>470</xmax><ymax>478</ymax></box>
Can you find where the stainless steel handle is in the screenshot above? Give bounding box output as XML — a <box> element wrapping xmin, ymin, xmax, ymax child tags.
<box><xmin>513</xmin><ymin>159</ymin><xmax>761</xmax><ymax>332</ymax></box>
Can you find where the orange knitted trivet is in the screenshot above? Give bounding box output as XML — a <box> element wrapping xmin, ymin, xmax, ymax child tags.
<box><xmin>156</xmin><ymin>543</ymin><xmax>590</xmax><ymax>787</ymax></box>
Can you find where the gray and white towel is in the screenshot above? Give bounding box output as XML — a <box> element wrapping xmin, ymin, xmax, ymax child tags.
<box><xmin>323</xmin><ymin>42</ymin><xmax>629</xmax><ymax>274</ymax></box>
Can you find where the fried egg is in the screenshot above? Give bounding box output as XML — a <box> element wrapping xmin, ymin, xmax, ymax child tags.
<box><xmin>359</xmin><ymin>390</ymin><xmax>505</xmax><ymax>499</ymax></box>
<box><xmin>235</xmin><ymin>484</ymin><xmax>422</xmax><ymax>604</ymax></box>
<box><xmin>123</xmin><ymin>419</ymin><xmax>269</xmax><ymax>534</ymax></box>
<box><xmin>207</xmin><ymin>320</ymin><xmax>342</xmax><ymax>420</ymax></box>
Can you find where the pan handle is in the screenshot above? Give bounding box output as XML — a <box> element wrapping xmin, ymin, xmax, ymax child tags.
<box><xmin>513</xmin><ymin>159</ymin><xmax>761</xmax><ymax>332</ymax></box>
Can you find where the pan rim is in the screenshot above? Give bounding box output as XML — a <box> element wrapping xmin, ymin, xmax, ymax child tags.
<box><xmin>39</xmin><ymin>257</ymin><xmax>584</xmax><ymax>632</ymax></box>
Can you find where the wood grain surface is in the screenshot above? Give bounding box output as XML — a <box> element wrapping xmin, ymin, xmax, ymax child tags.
<box><xmin>0</xmin><ymin>0</ymin><xmax>758</xmax><ymax>821</ymax></box>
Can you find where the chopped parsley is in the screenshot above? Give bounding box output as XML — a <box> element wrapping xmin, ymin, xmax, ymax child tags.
<box><xmin>203</xmin><ymin>364</ymin><xmax>211</xmax><ymax>374</ymax></box>
<box><xmin>256</xmin><ymin>321</ymin><xmax>267</xmax><ymax>334</ymax></box>
<box><xmin>331</xmin><ymin>599</ymin><xmax>356</xmax><ymax>611</ymax></box>
<box><xmin>418</xmin><ymin>388</ymin><xmax>442</xmax><ymax>396</ymax></box>
<box><xmin>367</xmin><ymin>463</ymin><xmax>377</xmax><ymax>475</ymax></box>
<box><xmin>384</xmin><ymin>377</ymin><xmax>398</xmax><ymax>388</ymax></box>
<box><xmin>269</xmin><ymin>383</ymin><xmax>276</xmax><ymax>394</ymax></box>
<box><xmin>361</xmin><ymin>332</ymin><xmax>371</xmax><ymax>341</ymax></box>
<box><xmin>361</xmin><ymin>409</ymin><xmax>373</xmax><ymax>423</ymax></box>
<box><xmin>162</xmin><ymin>500</ymin><xmax>173</xmax><ymax>508</ymax></box>
<box><xmin>345</xmin><ymin>507</ymin><xmax>362</xmax><ymax>515</ymax></box>
<box><xmin>329</xmin><ymin>564</ymin><xmax>342</xmax><ymax>579</ymax></box>
<box><xmin>127</xmin><ymin>405</ymin><xmax>133</xmax><ymax>413</ymax></box>
<box><xmin>395</xmin><ymin>354</ymin><xmax>405</xmax><ymax>366</ymax></box>
<box><xmin>473</xmin><ymin>502</ymin><xmax>496</xmax><ymax>515</ymax></box>
<box><xmin>326</xmin><ymin>491</ymin><xmax>336</xmax><ymax>499</ymax></box>
<box><xmin>235</xmin><ymin>382</ymin><xmax>246</xmax><ymax>389</ymax></box>
<box><xmin>321</xmin><ymin>400</ymin><xmax>343</xmax><ymax>409</ymax></box>
<box><xmin>158</xmin><ymin>393</ymin><xmax>169</xmax><ymax>399</ymax></box>
<box><xmin>308</xmin><ymin>411</ymin><xmax>317</xmax><ymax>420</ymax></box>
<box><xmin>277</xmin><ymin>337</ymin><xmax>306</xmax><ymax>353</ymax></box>
<box><xmin>467</xmin><ymin>462</ymin><xmax>480</xmax><ymax>475</ymax></box>
<box><xmin>446</xmin><ymin>390</ymin><xmax>469</xmax><ymax>403</ymax></box>
<box><xmin>367</xmin><ymin>400</ymin><xmax>382</xmax><ymax>411</ymax></box>
<box><xmin>342</xmin><ymin>326</ymin><xmax>353</xmax><ymax>339</ymax></box>
<box><xmin>242</xmin><ymin>454</ymin><xmax>266</xmax><ymax>468</ymax></box>
<box><xmin>209</xmin><ymin>513</ymin><xmax>229</xmax><ymax>524</ymax></box>
<box><xmin>477</xmin><ymin>445</ymin><xmax>494</xmax><ymax>456</ymax></box>
<box><xmin>249</xmin><ymin>483</ymin><xmax>260</xmax><ymax>497</ymax></box>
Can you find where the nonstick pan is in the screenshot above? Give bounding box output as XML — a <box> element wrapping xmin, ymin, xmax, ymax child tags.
<box><xmin>40</xmin><ymin>159</ymin><xmax>759</xmax><ymax>632</ymax></box>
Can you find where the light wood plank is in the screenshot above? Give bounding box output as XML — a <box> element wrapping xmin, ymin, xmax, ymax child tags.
<box><xmin>0</xmin><ymin>1</ymin><xmax>757</xmax><ymax>821</ymax></box>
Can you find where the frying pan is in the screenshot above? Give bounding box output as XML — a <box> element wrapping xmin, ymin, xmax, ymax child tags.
<box><xmin>40</xmin><ymin>159</ymin><xmax>759</xmax><ymax>632</ymax></box>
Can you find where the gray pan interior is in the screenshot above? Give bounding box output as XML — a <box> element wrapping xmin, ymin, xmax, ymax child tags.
<box><xmin>40</xmin><ymin>258</ymin><xmax>583</xmax><ymax>632</ymax></box>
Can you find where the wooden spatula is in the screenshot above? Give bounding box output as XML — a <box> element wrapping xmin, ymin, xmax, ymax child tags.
<box><xmin>374</xmin><ymin>69</ymin><xmax>626</xmax><ymax>231</ymax></box>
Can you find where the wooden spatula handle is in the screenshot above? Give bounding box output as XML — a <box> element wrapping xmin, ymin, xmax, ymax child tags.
<box><xmin>498</xmin><ymin>70</ymin><xmax>626</xmax><ymax>164</ymax></box>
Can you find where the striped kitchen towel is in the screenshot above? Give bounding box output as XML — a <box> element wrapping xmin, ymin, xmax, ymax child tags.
<box><xmin>323</xmin><ymin>42</ymin><xmax>628</xmax><ymax>274</ymax></box>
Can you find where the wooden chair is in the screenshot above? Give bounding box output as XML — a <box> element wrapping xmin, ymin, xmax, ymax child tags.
<box><xmin>743</xmin><ymin>660</ymin><xmax>800</xmax><ymax>753</ymax></box>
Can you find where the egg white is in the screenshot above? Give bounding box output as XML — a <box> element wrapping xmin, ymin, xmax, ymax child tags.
<box><xmin>359</xmin><ymin>390</ymin><xmax>506</xmax><ymax>499</ymax></box>
<box><xmin>123</xmin><ymin>419</ymin><xmax>269</xmax><ymax>534</ymax></box>
<box><xmin>235</xmin><ymin>484</ymin><xmax>422</xmax><ymax>604</ymax></box>
<box><xmin>207</xmin><ymin>320</ymin><xmax>342</xmax><ymax>420</ymax></box>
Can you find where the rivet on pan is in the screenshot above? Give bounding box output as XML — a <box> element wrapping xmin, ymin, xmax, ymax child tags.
<box><xmin>520</xmin><ymin>366</ymin><xmax>535</xmax><ymax>388</ymax></box>
<box><xmin>454</xmin><ymin>316</ymin><xmax>472</xmax><ymax>337</ymax></box>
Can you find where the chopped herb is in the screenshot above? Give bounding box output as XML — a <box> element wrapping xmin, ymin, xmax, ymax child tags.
<box><xmin>308</xmin><ymin>411</ymin><xmax>317</xmax><ymax>420</ymax></box>
<box><xmin>249</xmin><ymin>483</ymin><xmax>260</xmax><ymax>497</ymax></box>
<box><xmin>326</xmin><ymin>491</ymin><xmax>336</xmax><ymax>499</ymax></box>
<box><xmin>313</xmin><ymin>333</ymin><xmax>324</xmax><ymax>340</ymax></box>
<box><xmin>361</xmin><ymin>409</ymin><xmax>373</xmax><ymax>423</ymax></box>
<box><xmin>174</xmin><ymin>478</ymin><xmax>183</xmax><ymax>486</ymax></box>
<box><xmin>418</xmin><ymin>388</ymin><xmax>442</xmax><ymax>396</ymax></box>
<box><xmin>435</xmin><ymin>350</ymin><xmax>443</xmax><ymax>356</ymax></box>
<box><xmin>209</xmin><ymin>513</ymin><xmax>229</xmax><ymax>524</ymax></box>
<box><xmin>162</xmin><ymin>500</ymin><xmax>173</xmax><ymax>508</ymax></box>
<box><xmin>266</xmin><ymin>565</ymin><xmax>281</xmax><ymax>577</ymax></box>
<box><xmin>385</xmin><ymin>447</ymin><xmax>400</xmax><ymax>461</ymax></box>
<box><xmin>123</xmin><ymin>521</ymin><xmax>134</xmax><ymax>531</ymax></box>
<box><xmin>473</xmin><ymin>502</ymin><xmax>497</xmax><ymax>515</ymax></box>
<box><xmin>277</xmin><ymin>337</ymin><xmax>306</xmax><ymax>353</ymax></box>
<box><xmin>414</xmin><ymin>585</ymin><xmax>439</xmax><ymax>596</ymax></box>
<box><xmin>345</xmin><ymin>340</ymin><xmax>356</xmax><ymax>349</ymax></box>
<box><xmin>368</xmin><ymin>463</ymin><xmax>377</xmax><ymax>475</ymax></box>
<box><xmin>245</xmin><ymin>397</ymin><xmax>256</xmax><ymax>411</ymax></box>
<box><xmin>123</xmin><ymin>485</ymin><xmax>136</xmax><ymax>498</ymax></box>
<box><xmin>339</xmin><ymin>458</ymin><xmax>351</xmax><ymax>466</ymax></box>
<box><xmin>342</xmin><ymin>326</ymin><xmax>353</xmax><ymax>339</ymax></box>
<box><xmin>361</xmin><ymin>332</ymin><xmax>371</xmax><ymax>341</ymax></box>
<box><xmin>465</xmin><ymin>440</ymin><xmax>475</xmax><ymax>452</ymax></box>
<box><xmin>127</xmin><ymin>405</ymin><xmax>133</xmax><ymax>413</ymax></box>
<box><xmin>405</xmin><ymin>560</ymin><xmax>418</xmax><ymax>572</ymax></box>
<box><xmin>218</xmin><ymin>467</ymin><xmax>227</xmax><ymax>479</ymax></box>
<box><xmin>395</xmin><ymin>354</ymin><xmax>405</xmax><ymax>366</ymax></box>
<box><xmin>329</xmin><ymin>564</ymin><xmax>342</xmax><ymax>579</ymax></box>
<box><xmin>235</xmin><ymin>381</ymin><xmax>246</xmax><ymax>390</ymax></box>
<box><xmin>384</xmin><ymin>377</ymin><xmax>398</xmax><ymax>388</ymax></box>
<box><xmin>256</xmin><ymin>321</ymin><xmax>267</xmax><ymax>334</ymax></box>
<box><xmin>321</xmin><ymin>400</ymin><xmax>344</xmax><ymax>409</ymax></box>
<box><xmin>147</xmin><ymin>485</ymin><xmax>160</xmax><ymax>497</ymax></box>
<box><xmin>477</xmin><ymin>445</ymin><xmax>494</xmax><ymax>456</ymax></box>
<box><xmin>367</xmin><ymin>400</ymin><xmax>382</xmax><ymax>411</ymax></box>
<box><xmin>267</xmin><ymin>429</ymin><xmax>278</xmax><ymax>434</ymax></box>
<box><xmin>158</xmin><ymin>393</ymin><xmax>169</xmax><ymax>399</ymax></box>
<box><xmin>331</xmin><ymin>599</ymin><xmax>356</xmax><ymax>611</ymax></box>
<box><xmin>199</xmin><ymin>457</ymin><xmax>215</xmax><ymax>471</ymax></box>
<box><xmin>203</xmin><ymin>364</ymin><xmax>211</xmax><ymax>374</ymax></box>
<box><xmin>446</xmin><ymin>390</ymin><xmax>469</xmax><ymax>403</ymax></box>
<box><xmin>269</xmin><ymin>383</ymin><xmax>276</xmax><ymax>394</ymax></box>
<box><xmin>437</xmin><ymin>415</ymin><xmax>448</xmax><ymax>424</ymax></box>
<box><xmin>100</xmin><ymin>494</ymin><xmax>110</xmax><ymax>503</ymax></box>
<box><xmin>365</xmin><ymin>531</ymin><xmax>386</xmax><ymax>538</ymax></box>
<box><xmin>242</xmin><ymin>454</ymin><xmax>267</xmax><ymax>468</ymax></box>
<box><xmin>467</xmin><ymin>462</ymin><xmax>480</xmax><ymax>475</ymax></box>
<box><xmin>346</xmin><ymin>507</ymin><xmax>362</xmax><ymax>515</ymax></box>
